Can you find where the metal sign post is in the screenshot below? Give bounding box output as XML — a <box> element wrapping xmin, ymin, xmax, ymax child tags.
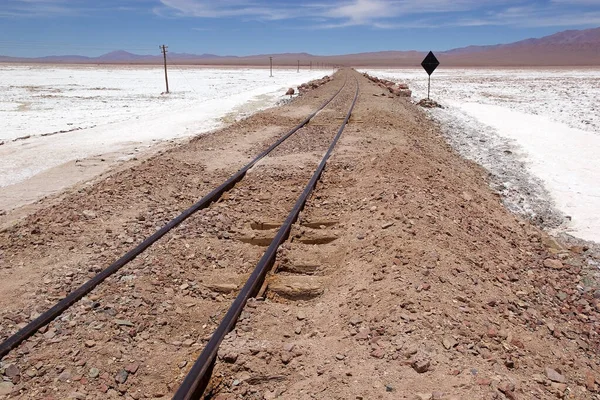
<box><xmin>420</xmin><ymin>51</ymin><xmax>440</xmax><ymax>100</ymax></box>
<box><xmin>269</xmin><ymin>56</ymin><xmax>273</xmax><ymax>77</ymax></box>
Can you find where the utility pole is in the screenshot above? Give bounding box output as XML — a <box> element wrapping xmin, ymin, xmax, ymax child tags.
<box><xmin>297</xmin><ymin>60</ymin><xmax>300</xmax><ymax>73</ymax></box>
<box><xmin>160</xmin><ymin>44</ymin><xmax>169</xmax><ymax>94</ymax></box>
<box><xmin>269</xmin><ymin>56</ymin><xmax>273</xmax><ymax>77</ymax></box>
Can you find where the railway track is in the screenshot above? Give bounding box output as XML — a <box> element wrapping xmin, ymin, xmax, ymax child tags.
<box><xmin>0</xmin><ymin>71</ymin><xmax>360</xmax><ymax>398</ymax></box>
<box><xmin>0</xmin><ymin>74</ymin><xmax>348</xmax><ymax>361</ymax></box>
<box><xmin>174</xmin><ymin>76</ymin><xmax>360</xmax><ymax>400</ymax></box>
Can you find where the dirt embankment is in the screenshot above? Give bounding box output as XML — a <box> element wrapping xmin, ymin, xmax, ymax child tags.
<box><xmin>0</xmin><ymin>70</ymin><xmax>599</xmax><ymax>400</ymax></box>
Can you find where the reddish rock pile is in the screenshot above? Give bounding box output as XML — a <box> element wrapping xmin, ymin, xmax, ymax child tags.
<box><xmin>297</xmin><ymin>76</ymin><xmax>333</xmax><ymax>95</ymax></box>
<box><xmin>362</xmin><ymin>72</ymin><xmax>412</xmax><ymax>97</ymax></box>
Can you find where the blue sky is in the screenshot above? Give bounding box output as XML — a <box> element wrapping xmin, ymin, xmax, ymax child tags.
<box><xmin>1</xmin><ymin>0</ymin><xmax>599</xmax><ymax>57</ymax></box>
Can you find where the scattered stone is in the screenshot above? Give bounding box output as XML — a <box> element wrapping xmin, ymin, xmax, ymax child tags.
<box><xmin>88</xmin><ymin>368</ymin><xmax>100</xmax><ymax>379</ymax></box>
<box><xmin>545</xmin><ymin>367</ymin><xmax>566</xmax><ymax>383</ymax></box>
<box><xmin>286</xmin><ymin>88</ymin><xmax>295</xmax><ymax>97</ymax></box>
<box><xmin>125</xmin><ymin>363</ymin><xmax>139</xmax><ymax>374</ymax></box>
<box><xmin>543</xmin><ymin>259</ymin><xmax>564</xmax><ymax>270</ymax></box>
<box><xmin>381</xmin><ymin>222</ymin><xmax>394</xmax><ymax>229</ymax></box>
<box><xmin>584</xmin><ymin>371</ymin><xmax>597</xmax><ymax>391</ymax></box>
<box><xmin>498</xmin><ymin>382</ymin><xmax>516</xmax><ymax>398</ymax></box>
<box><xmin>0</xmin><ymin>382</ymin><xmax>14</xmax><ymax>395</ymax></box>
<box><xmin>115</xmin><ymin>369</ymin><xmax>128</xmax><ymax>384</ymax></box>
<box><xmin>280</xmin><ymin>352</ymin><xmax>293</xmax><ymax>365</ymax></box>
<box><xmin>4</xmin><ymin>364</ymin><xmax>20</xmax><ymax>379</ymax></box>
<box><xmin>336</xmin><ymin>354</ymin><xmax>346</xmax><ymax>361</ymax></box>
<box><xmin>417</xmin><ymin>99</ymin><xmax>442</xmax><ymax>108</ymax></box>
<box><xmin>442</xmin><ymin>337</ymin><xmax>458</xmax><ymax>350</ymax></box>
<box><xmin>385</xmin><ymin>385</ymin><xmax>394</xmax><ymax>392</ymax></box>
<box><xmin>371</xmin><ymin>348</ymin><xmax>385</xmax><ymax>359</ymax></box>
<box><xmin>115</xmin><ymin>319</ymin><xmax>134</xmax><ymax>327</ymax></box>
<box><xmin>296</xmin><ymin>311</ymin><xmax>306</xmax><ymax>321</ymax></box>
<box><xmin>84</xmin><ymin>340</ymin><xmax>96</xmax><ymax>348</ymax></box>
<box><xmin>223</xmin><ymin>352</ymin><xmax>238</xmax><ymax>364</ymax></box>
<box><xmin>58</xmin><ymin>370</ymin><xmax>72</xmax><ymax>382</ymax></box>
<box><xmin>414</xmin><ymin>394</ymin><xmax>432</xmax><ymax>400</ymax></box>
<box><xmin>412</xmin><ymin>358</ymin><xmax>431</xmax><ymax>373</ymax></box>
<box><xmin>182</xmin><ymin>339</ymin><xmax>195</xmax><ymax>347</ymax></box>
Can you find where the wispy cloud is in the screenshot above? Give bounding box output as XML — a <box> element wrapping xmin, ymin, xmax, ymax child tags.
<box><xmin>0</xmin><ymin>0</ymin><xmax>154</xmax><ymax>18</ymax></box>
<box><xmin>155</xmin><ymin>0</ymin><xmax>600</xmax><ymax>29</ymax></box>
<box><xmin>3</xmin><ymin>0</ymin><xmax>600</xmax><ymax>29</ymax></box>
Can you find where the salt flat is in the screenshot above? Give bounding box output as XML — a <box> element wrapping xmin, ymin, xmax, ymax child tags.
<box><xmin>0</xmin><ymin>65</ymin><xmax>327</xmax><ymax>209</ymax></box>
<box><xmin>362</xmin><ymin>68</ymin><xmax>600</xmax><ymax>244</ymax></box>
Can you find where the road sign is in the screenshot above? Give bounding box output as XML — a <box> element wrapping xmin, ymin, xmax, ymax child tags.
<box><xmin>421</xmin><ymin>51</ymin><xmax>439</xmax><ymax>76</ymax></box>
<box><xmin>421</xmin><ymin>51</ymin><xmax>440</xmax><ymax>99</ymax></box>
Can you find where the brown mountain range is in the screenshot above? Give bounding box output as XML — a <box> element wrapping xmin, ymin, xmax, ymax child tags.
<box><xmin>1</xmin><ymin>27</ymin><xmax>599</xmax><ymax>67</ymax></box>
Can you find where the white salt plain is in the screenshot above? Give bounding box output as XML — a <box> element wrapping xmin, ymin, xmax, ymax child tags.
<box><xmin>0</xmin><ymin>65</ymin><xmax>328</xmax><ymax>190</ymax></box>
<box><xmin>361</xmin><ymin>68</ymin><xmax>600</xmax><ymax>244</ymax></box>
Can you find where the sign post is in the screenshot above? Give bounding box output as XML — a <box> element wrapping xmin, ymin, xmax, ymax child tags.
<box><xmin>420</xmin><ymin>51</ymin><xmax>440</xmax><ymax>100</ymax></box>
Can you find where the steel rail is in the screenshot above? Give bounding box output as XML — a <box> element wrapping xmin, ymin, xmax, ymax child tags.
<box><xmin>0</xmin><ymin>75</ymin><xmax>349</xmax><ymax>359</ymax></box>
<box><xmin>173</xmin><ymin>75</ymin><xmax>360</xmax><ymax>400</ymax></box>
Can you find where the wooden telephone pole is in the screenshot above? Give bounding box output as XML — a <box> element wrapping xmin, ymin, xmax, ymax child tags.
<box><xmin>269</xmin><ymin>57</ymin><xmax>273</xmax><ymax>77</ymax></box>
<box><xmin>160</xmin><ymin>44</ymin><xmax>169</xmax><ymax>93</ymax></box>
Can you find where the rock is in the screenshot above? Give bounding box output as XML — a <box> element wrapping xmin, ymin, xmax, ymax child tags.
<box><xmin>281</xmin><ymin>352</ymin><xmax>293</xmax><ymax>364</ymax></box>
<box><xmin>58</xmin><ymin>370</ymin><xmax>72</xmax><ymax>382</ymax></box>
<box><xmin>84</xmin><ymin>340</ymin><xmax>96</xmax><ymax>348</ymax></box>
<box><xmin>543</xmin><ymin>259</ymin><xmax>564</xmax><ymax>270</ymax></box>
<box><xmin>89</xmin><ymin>368</ymin><xmax>100</xmax><ymax>378</ymax></box>
<box><xmin>542</xmin><ymin>235</ymin><xmax>564</xmax><ymax>251</ymax></box>
<box><xmin>585</xmin><ymin>371</ymin><xmax>597</xmax><ymax>390</ymax></box>
<box><xmin>432</xmin><ymin>392</ymin><xmax>444</xmax><ymax>400</ymax></box>
<box><xmin>417</xmin><ymin>99</ymin><xmax>442</xmax><ymax>108</ymax></box>
<box><xmin>385</xmin><ymin>385</ymin><xmax>394</xmax><ymax>392</ymax></box>
<box><xmin>125</xmin><ymin>363</ymin><xmax>139</xmax><ymax>374</ymax></box>
<box><xmin>82</xmin><ymin>210</ymin><xmax>97</xmax><ymax>219</ymax></box>
<box><xmin>296</xmin><ymin>311</ymin><xmax>306</xmax><ymax>321</ymax></box>
<box><xmin>371</xmin><ymin>348</ymin><xmax>386</xmax><ymax>359</ymax></box>
<box><xmin>182</xmin><ymin>339</ymin><xmax>195</xmax><ymax>347</ymax></box>
<box><xmin>442</xmin><ymin>337</ymin><xmax>458</xmax><ymax>350</ymax></box>
<box><xmin>205</xmin><ymin>283</ymin><xmax>238</xmax><ymax>294</ymax></box>
<box><xmin>550</xmin><ymin>382</ymin><xmax>568</xmax><ymax>394</ymax></box>
<box><xmin>349</xmin><ymin>315</ymin><xmax>363</xmax><ymax>326</ymax></box>
<box><xmin>286</xmin><ymin>88</ymin><xmax>295</xmax><ymax>96</ymax></box>
<box><xmin>412</xmin><ymin>358</ymin><xmax>431</xmax><ymax>373</ymax></box>
<box><xmin>115</xmin><ymin>319</ymin><xmax>134</xmax><ymax>327</ymax></box>
<box><xmin>0</xmin><ymin>382</ymin><xmax>14</xmax><ymax>395</ymax></box>
<box><xmin>545</xmin><ymin>367</ymin><xmax>566</xmax><ymax>383</ymax></box>
<box><xmin>4</xmin><ymin>364</ymin><xmax>20</xmax><ymax>379</ymax></box>
<box><xmin>222</xmin><ymin>352</ymin><xmax>238</xmax><ymax>364</ymax></box>
<box><xmin>115</xmin><ymin>369</ymin><xmax>128</xmax><ymax>384</ymax></box>
<box><xmin>498</xmin><ymin>382</ymin><xmax>516</xmax><ymax>400</ymax></box>
<box><xmin>69</xmin><ymin>392</ymin><xmax>86</xmax><ymax>399</ymax></box>
<box><xmin>414</xmin><ymin>394</ymin><xmax>432</xmax><ymax>400</ymax></box>
<box><xmin>335</xmin><ymin>354</ymin><xmax>346</xmax><ymax>361</ymax></box>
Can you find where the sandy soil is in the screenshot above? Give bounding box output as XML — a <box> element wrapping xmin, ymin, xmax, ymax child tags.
<box><xmin>0</xmin><ymin>70</ymin><xmax>599</xmax><ymax>400</ymax></box>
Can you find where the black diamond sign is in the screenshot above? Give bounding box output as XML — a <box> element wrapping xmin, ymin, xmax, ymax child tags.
<box><xmin>421</xmin><ymin>51</ymin><xmax>440</xmax><ymax>76</ymax></box>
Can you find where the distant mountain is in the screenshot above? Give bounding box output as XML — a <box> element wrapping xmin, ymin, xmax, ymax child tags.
<box><xmin>1</xmin><ymin>27</ymin><xmax>599</xmax><ymax>66</ymax></box>
<box><xmin>440</xmin><ymin>26</ymin><xmax>600</xmax><ymax>65</ymax></box>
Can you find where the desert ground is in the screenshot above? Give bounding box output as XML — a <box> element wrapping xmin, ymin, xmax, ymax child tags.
<box><xmin>0</xmin><ymin>68</ymin><xmax>599</xmax><ymax>400</ymax></box>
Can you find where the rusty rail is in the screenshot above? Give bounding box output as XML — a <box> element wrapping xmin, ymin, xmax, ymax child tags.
<box><xmin>0</xmin><ymin>74</ymin><xmax>348</xmax><ymax>359</ymax></box>
<box><xmin>173</xmin><ymin>75</ymin><xmax>360</xmax><ymax>400</ymax></box>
